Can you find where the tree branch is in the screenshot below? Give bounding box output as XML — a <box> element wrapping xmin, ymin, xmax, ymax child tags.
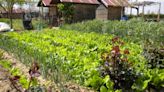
<box><xmin>0</xmin><ymin>3</ymin><xmax>7</xmax><ymax>12</ymax></box>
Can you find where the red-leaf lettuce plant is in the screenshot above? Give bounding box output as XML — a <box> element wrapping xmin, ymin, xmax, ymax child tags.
<box><xmin>9</xmin><ymin>61</ymin><xmax>49</xmax><ymax>92</ymax></box>
<box><xmin>100</xmin><ymin>37</ymin><xmax>140</xmax><ymax>91</ymax></box>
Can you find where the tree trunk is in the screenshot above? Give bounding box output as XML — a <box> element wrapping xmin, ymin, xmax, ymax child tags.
<box><xmin>9</xmin><ymin>3</ymin><xmax>13</xmax><ymax>29</ymax></box>
<box><xmin>9</xmin><ymin>12</ymin><xmax>13</xmax><ymax>29</ymax></box>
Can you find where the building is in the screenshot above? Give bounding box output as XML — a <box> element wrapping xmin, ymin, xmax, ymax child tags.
<box><xmin>38</xmin><ymin>0</ymin><xmax>131</xmax><ymax>26</ymax></box>
<box><xmin>38</xmin><ymin>0</ymin><xmax>99</xmax><ymax>26</ymax></box>
<box><xmin>0</xmin><ymin>8</ymin><xmax>24</xmax><ymax>19</ymax></box>
<box><xmin>96</xmin><ymin>0</ymin><xmax>131</xmax><ymax>20</ymax></box>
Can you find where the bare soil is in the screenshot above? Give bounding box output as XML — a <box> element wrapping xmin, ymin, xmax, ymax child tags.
<box><xmin>0</xmin><ymin>51</ymin><xmax>95</xmax><ymax>92</ymax></box>
<box><xmin>0</xmin><ymin>66</ymin><xmax>17</xmax><ymax>92</ymax></box>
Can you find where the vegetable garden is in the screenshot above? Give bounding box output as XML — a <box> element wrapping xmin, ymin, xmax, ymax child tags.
<box><xmin>0</xmin><ymin>19</ymin><xmax>163</xmax><ymax>92</ymax></box>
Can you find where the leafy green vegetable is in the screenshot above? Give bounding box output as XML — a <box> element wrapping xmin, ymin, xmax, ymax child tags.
<box><xmin>0</xmin><ymin>26</ymin><xmax>163</xmax><ymax>91</ymax></box>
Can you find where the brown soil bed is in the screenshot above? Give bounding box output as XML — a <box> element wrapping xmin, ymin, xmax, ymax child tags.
<box><xmin>0</xmin><ymin>51</ymin><xmax>95</xmax><ymax>92</ymax></box>
<box><xmin>0</xmin><ymin>66</ymin><xmax>18</xmax><ymax>92</ymax></box>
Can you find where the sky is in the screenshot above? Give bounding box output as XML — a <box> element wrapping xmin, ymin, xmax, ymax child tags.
<box><xmin>13</xmin><ymin>0</ymin><xmax>164</xmax><ymax>14</ymax></box>
<box><xmin>13</xmin><ymin>0</ymin><xmax>48</xmax><ymax>12</ymax></box>
<box><xmin>125</xmin><ymin>0</ymin><xmax>164</xmax><ymax>15</ymax></box>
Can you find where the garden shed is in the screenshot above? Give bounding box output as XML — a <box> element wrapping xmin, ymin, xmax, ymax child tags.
<box><xmin>96</xmin><ymin>0</ymin><xmax>131</xmax><ymax>20</ymax></box>
<box><xmin>38</xmin><ymin>0</ymin><xmax>99</xmax><ymax>26</ymax></box>
<box><xmin>38</xmin><ymin>0</ymin><xmax>58</xmax><ymax>26</ymax></box>
<box><xmin>59</xmin><ymin>0</ymin><xmax>100</xmax><ymax>23</ymax></box>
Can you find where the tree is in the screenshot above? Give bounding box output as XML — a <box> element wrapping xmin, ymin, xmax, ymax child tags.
<box><xmin>57</xmin><ymin>3</ymin><xmax>74</xmax><ymax>24</ymax></box>
<box><xmin>0</xmin><ymin>0</ymin><xmax>25</xmax><ymax>29</ymax></box>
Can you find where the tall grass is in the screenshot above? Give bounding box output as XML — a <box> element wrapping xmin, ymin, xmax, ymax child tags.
<box><xmin>0</xmin><ymin>29</ymin><xmax>145</xmax><ymax>91</ymax></box>
<box><xmin>0</xmin><ymin>18</ymin><xmax>24</xmax><ymax>31</ymax></box>
<box><xmin>0</xmin><ymin>18</ymin><xmax>48</xmax><ymax>31</ymax></box>
<box><xmin>61</xmin><ymin>19</ymin><xmax>164</xmax><ymax>48</ymax></box>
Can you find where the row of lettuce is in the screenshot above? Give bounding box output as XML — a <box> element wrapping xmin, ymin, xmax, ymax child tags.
<box><xmin>61</xmin><ymin>19</ymin><xmax>164</xmax><ymax>91</ymax></box>
<box><xmin>0</xmin><ymin>29</ymin><xmax>163</xmax><ymax>91</ymax></box>
<box><xmin>61</xmin><ymin>19</ymin><xmax>164</xmax><ymax>70</ymax></box>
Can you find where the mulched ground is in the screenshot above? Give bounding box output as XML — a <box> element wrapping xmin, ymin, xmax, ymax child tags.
<box><xmin>0</xmin><ymin>65</ymin><xmax>17</xmax><ymax>92</ymax></box>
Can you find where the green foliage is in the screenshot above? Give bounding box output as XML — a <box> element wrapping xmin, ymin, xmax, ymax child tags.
<box><xmin>0</xmin><ymin>0</ymin><xmax>26</xmax><ymax>28</ymax></box>
<box><xmin>61</xmin><ymin>20</ymin><xmax>164</xmax><ymax>91</ymax></box>
<box><xmin>0</xmin><ymin>49</ymin><xmax>45</xmax><ymax>91</ymax></box>
<box><xmin>132</xmin><ymin>65</ymin><xmax>164</xmax><ymax>91</ymax></box>
<box><xmin>19</xmin><ymin>75</ymin><xmax>29</xmax><ymax>89</ymax></box>
<box><xmin>85</xmin><ymin>75</ymin><xmax>103</xmax><ymax>90</ymax></box>
<box><xmin>150</xmin><ymin>69</ymin><xmax>164</xmax><ymax>88</ymax></box>
<box><xmin>100</xmin><ymin>37</ymin><xmax>141</xmax><ymax>91</ymax></box>
<box><xmin>61</xmin><ymin>19</ymin><xmax>164</xmax><ymax>47</ymax></box>
<box><xmin>57</xmin><ymin>3</ymin><xmax>74</xmax><ymax>23</ymax></box>
<box><xmin>0</xmin><ymin>54</ymin><xmax>29</xmax><ymax>89</ymax></box>
<box><xmin>100</xmin><ymin>86</ymin><xmax>108</xmax><ymax>92</ymax></box>
<box><xmin>0</xmin><ymin>29</ymin><xmax>144</xmax><ymax>91</ymax></box>
<box><xmin>132</xmin><ymin>72</ymin><xmax>152</xmax><ymax>91</ymax></box>
<box><xmin>10</xmin><ymin>67</ymin><xmax>30</xmax><ymax>89</ymax></box>
<box><xmin>1</xmin><ymin>19</ymin><xmax>163</xmax><ymax>91</ymax></box>
<box><xmin>0</xmin><ymin>18</ymin><xmax>44</xmax><ymax>31</ymax></box>
<box><xmin>143</xmin><ymin>47</ymin><xmax>164</xmax><ymax>69</ymax></box>
<box><xmin>0</xmin><ymin>0</ymin><xmax>25</xmax><ymax>11</ymax></box>
<box><xmin>0</xmin><ymin>60</ymin><xmax>12</xmax><ymax>69</ymax></box>
<box><xmin>0</xmin><ymin>49</ymin><xmax>4</xmax><ymax>59</ymax></box>
<box><xmin>0</xmin><ymin>18</ymin><xmax>23</xmax><ymax>31</ymax></box>
<box><xmin>99</xmin><ymin>75</ymin><xmax>114</xmax><ymax>92</ymax></box>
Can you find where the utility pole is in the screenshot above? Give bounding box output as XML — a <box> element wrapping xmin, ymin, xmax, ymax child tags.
<box><xmin>142</xmin><ymin>1</ymin><xmax>145</xmax><ymax>19</ymax></box>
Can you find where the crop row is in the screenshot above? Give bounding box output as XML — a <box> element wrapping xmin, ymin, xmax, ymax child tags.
<box><xmin>0</xmin><ymin>29</ymin><xmax>163</xmax><ymax>91</ymax></box>
<box><xmin>61</xmin><ymin>19</ymin><xmax>164</xmax><ymax>48</ymax></box>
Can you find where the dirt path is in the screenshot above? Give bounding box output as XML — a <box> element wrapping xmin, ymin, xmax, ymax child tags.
<box><xmin>2</xmin><ymin>51</ymin><xmax>59</xmax><ymax>92</ymax></box>
<box><xmin>0</xmin><ymin>65</ymin><xmax>17</xmax><ymax>92</ymax></box>
<box><xmin>0</xmin><ymin>51</ymin><xmax>95</xmax><ymax>92</ymax></box>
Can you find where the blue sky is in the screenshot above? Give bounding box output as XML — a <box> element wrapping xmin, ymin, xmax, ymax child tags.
<box><xmin>125</xmin><ymin>0</ymin><xmax>164</xmax><ymax>14</ymax></box>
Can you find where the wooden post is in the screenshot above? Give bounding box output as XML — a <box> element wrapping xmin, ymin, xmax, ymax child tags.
<box><xmin>121</xmin><ymin>6</ymin><xmax>123</xmax><ymax>17</ymax></box>
<box><xmin>137</xmin><ymin>6</ymin><xmax>139</xmax><ymax>16</ymax></box>
<box><xmin>120</xmin><ymin>0</ymin><xmax>124</xmax><ymax>17</ymax></box>
<box><xmin>142</xmin><ymin>2</ymin><xmax>145</xmax><ymax>19</ymax></box>
<box><xmin>56</xmin><ymin>5</ymin><xmax>59</xmax><ymax>26</ymax></box>
<box><xmin>130</xmin><ymin>7</ymin><xmax>132</xmax><ymax>15</ymax></box>
<box><xmin>41</xmin><ymin>2</ymin><xmax>43</xmax><ymax>30</ymax></box>
<box><xmin>157</xmin><ymin>2</ymin><xmax>161</xmax><ymax>22</ymax></box>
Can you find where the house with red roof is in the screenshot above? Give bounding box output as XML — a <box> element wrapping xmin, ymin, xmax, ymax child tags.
<box><xmin>38</xmin><ymin>0</ymin><xmax>131</xmax><ymax>26</ymax></box>
<box><xmin>96</xmin><ymin>0</ymin><xmax>131</xmax><ymax>20</ymax></box>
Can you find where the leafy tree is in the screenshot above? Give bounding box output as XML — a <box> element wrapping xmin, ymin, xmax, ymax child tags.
<box><xmin>0</xmin><ymin>0</ymin><xmax>25</xmax><ymax>28</ymax></box>
<box><xmin>57</xmin><ymin>3</ymin><xmax>74</xmax><ymax>23</ymax></box>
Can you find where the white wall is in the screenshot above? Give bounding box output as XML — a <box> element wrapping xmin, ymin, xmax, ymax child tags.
<box><xmin>125</xmin><ymin>0</ymin><xmax>164</xmax><ymax>15</ymax></box>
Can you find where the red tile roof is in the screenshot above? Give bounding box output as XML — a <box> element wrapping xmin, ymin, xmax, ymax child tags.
<box><xmin>41</xmin><ymin>0</ymin><xmax>99</xmax><ymax>6</ymax></box>
<box><xmin>60</xmin><ymin>0</ymin><xmax>99</xmax><ymax>4</ymax></box>
<box><xmin>101</xmin><ymin>0</ymin><xmax>131</xmax><ymax>7</ymax></box>
<box><xmin>40</xmin><ymin>0</ymin><xmax>131</xmax><ymax>7</ymax></box>
<box><xmin>42</xmin><ymin>0</ymin><xmax>52</xmax><ymax>6</ymax></box>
